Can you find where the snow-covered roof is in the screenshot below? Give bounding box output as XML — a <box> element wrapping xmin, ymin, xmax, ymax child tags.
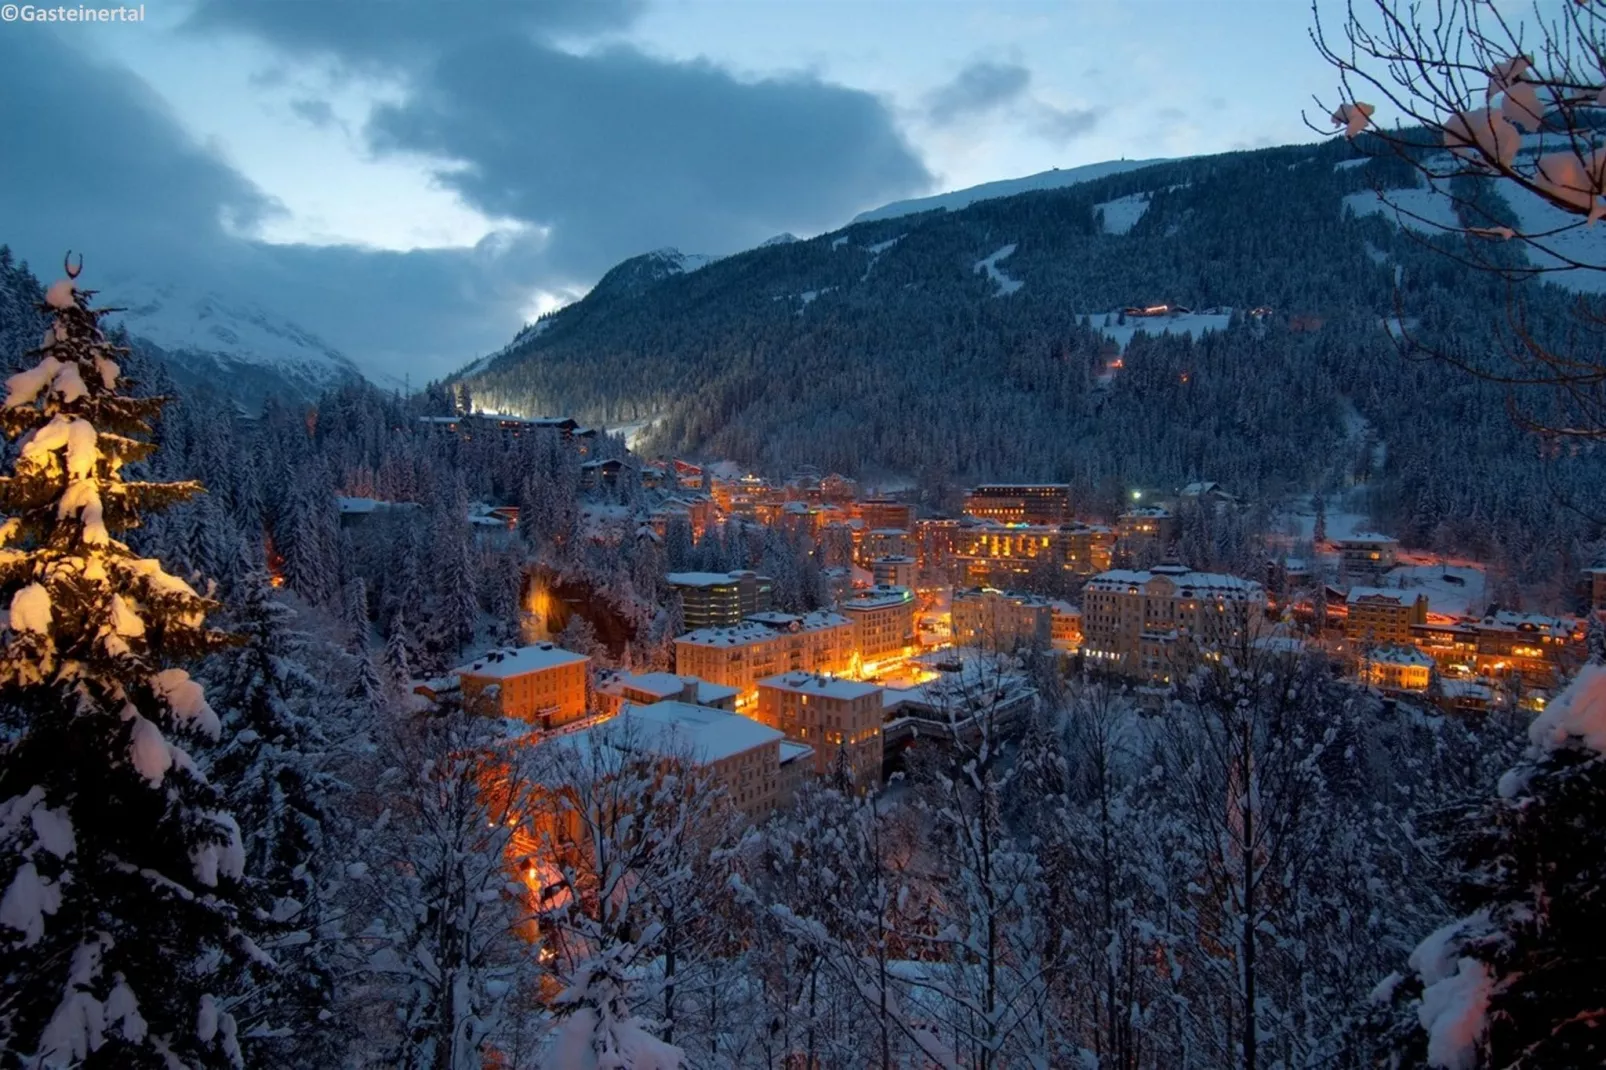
<box><xmin>1086</xmin><ymin>568</ymin><xmax>1263</xmax><ymax>598</ymax></box>
<box><xmin>596</xmin><ymin>670</ymin><xmax>687</xmax><ymax>701</ymax></box>
<box><xmin>759</xmin><ymin>672</ymin><xmax>883</xmax><ymax>701</ymax></box>
<box><xmin>1369</xmin><ymin>646</ymin><xmax>1435</xmax><ymax>667</ymax></box>
<box><xmin>665</xmin><ymin>571</ymin><xmax>752</xmax><ymax>588</ymax></box>
<box><xmin>616</xmin><ymin>701</ymin><xmax>783</xmax><ymax>763</ymax></box>
<box><xmin>677</xmin><ymin>611</ymin><xmax>851</xmax><ymax>648</ymax></box>
<box><xmin>873</xmin><ymin>554</ymin><xmax>917</xmax><ymax>564</ymax></box>
<box><xmin>1346</xmin><ymin>587</ymin><xmax>1423</xmax><ymax>605</ymax></box>
<box><xmin>841</xmin><ymin>585</ymin><xmax>913</xmax><ymax>611</ymax></box>
<box><xmin>779</xmin><ymin>741</ymin><xmax>815</xmax><ymax>765</ymax></box>
<box><xmin>1335</xmin><ymin>532</ymin><xmax>1398</xmax><ymax>545</ymax></box>
<box><xmin>454</xmin><ymin>643</ymin><xmax>590</xmax><ymax>679</ymax></box>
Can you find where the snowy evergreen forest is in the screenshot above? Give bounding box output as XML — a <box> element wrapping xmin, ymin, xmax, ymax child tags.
<box><xmin>0</xmin><ymin>255</ymin><xmax>1600</xmax><ymax>1069</ymax></box>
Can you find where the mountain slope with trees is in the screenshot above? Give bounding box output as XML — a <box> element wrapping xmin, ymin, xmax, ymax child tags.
<box><xmin>459</xmin><ymin>137</ymin><xmax>1603</xmax><ymax>593</ymax></box>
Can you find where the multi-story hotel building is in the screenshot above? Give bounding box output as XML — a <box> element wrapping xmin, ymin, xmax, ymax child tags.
<box><xmin>860</xmin><ymin>528</ymin><xmax>915</xmax><ymax>564</ymax></box>
<box><xmin>756</xmin><ymin>672</ymin><xmax>884</xmax><ymax>789</ymax></box>
<box><xmin>963</xmin><ymin>484</ymin><xmax>1072</xmax><ymax>526</ymax></box>
<box><xmin>951</xmin><ymin>587</ymin><xmax>1054</xmax><ymax>650</ymax></box>
<box><xmin>872</xmin><ymin>555</ymin><xmax>918</xmax><ymax>589</ymax></box>
<box><xmin>1116</xmin><ymin>507</ymin><xmax>1177</xmax><ymax>561</ymax></box>
<box><xmin>859</xmin><ymin>498</ymin><xmax>913</xmax><ymax>532</ymax></box>
<box><xmin>1051</xmin><ymin>601</ymin><xmax>1082</xmax><ymax>652</ymax></box>
<box><xmin>1344</xmin><ymin>588</ymin><xmax>1428</xmax><ymax>648</ymax></box>
<box><xmin>1469</xmin><ymin>611</ymin><xmax>1583</xmax><ymax>689</ymax></box>
<box><xmin>1336</xmin><ymin>534</ymin><xmax>1400</xmax><ymax>586</ymax></box>
<box><xmin>665</xmin><ymin>570</ymin><xmax>774</xmax><ymax>629</ymax></box>
<box><xmin>953</xmin><ymin>520</ymin><xmax>1115</xmax><ymax>587</ymax></box>
<box><xmin>674</xmin><ymin>611</ymin><xmax>855</xmax><ymax>708</ymax></box>
<box><xmin>1081</xmin><ymin>564</ymin><xmax>1266</xmax><ymax>683</ymax></box>
<box><xmin>839</xmin><ymin>585</ymin><xmax>917</xmax><ymax>668</ymax></box>
<box><xmin>454</xmin><ymin>642</ymin><xmax>591</xmax><ymax>729</ymax></box>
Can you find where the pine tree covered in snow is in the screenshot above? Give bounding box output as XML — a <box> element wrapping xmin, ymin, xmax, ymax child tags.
<box><xmin>204</xmin><ymin>570</ymin><xmax>350</xmax><ymax>1061</ymax></box>
<box><xmin>0</xmin><ymin>262</ymin><xmax>256</xmax><ymax>1068</ymax></box>
<box><xmin>1357</xmin><ymin>664</ymin><xmax>1606</xmax><ymax>1069</ymax></box>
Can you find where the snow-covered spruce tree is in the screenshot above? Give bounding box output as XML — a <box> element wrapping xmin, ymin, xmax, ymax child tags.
<box><xmin>204</xmin><ymin>569</ymin><xmax>350</xmax><ymax>1062</ymax></box>
<box><xmin>1356</xmin><ymin>663</ymin><xmax>1606</xmax><ymax>1069</ymax></box>
<box><xmin>0</xmin><ymin>262</ymin><xmax>256</xmax><ymax>1067</ymax></box>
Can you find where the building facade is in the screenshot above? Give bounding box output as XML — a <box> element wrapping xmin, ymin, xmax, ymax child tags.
<box><xmin>839</xmin><ymin>585</ymin><xmax>917</xmax><ymax>669</ymax></box>
<box><xmin>1344</xmin><ymin>588</ymin><xmax>1428</xmax><ymax>648</ymax></box>
<box><xmin>1081</xmin><ymin>565</ymin><xmax>1266</xmax><ymax>682</ymax></box>
<box><xmin>963</xmin><ymin>484</ymin><xmax>1073</xmax><ymax>526</ymax></box>
<box><xmin>455</xmin><ymin>643</ymin><xmax>591</xmax><ymax>729</ymax></box>
<box><xmin>950</xmin><ymin>587</ymin><xmax>1054</xmax><ymax>650</ymax></box>
<box><xmin>872</xmin><ymin>555</ymin><xmax>918</xmax><ymax>590</ymax></box>
<box><xmin>859</xmin><ymin>498</ymin><xmax>914</xmax><ymax>532</ymax></box>
<box><xmin>666</xmin><ymin>570</ymin><xmax>774</xmax><ymax>629</ymax></box>
<box><xmin>674</xmin><ymin>612</ymin><xmax>855</xmax><ymax>708</ymax></box>
<box><xmin>1336</xmin><ymin>534</ymin><xmax>1400</xmax><ymax>586</ymax></box>
<box><xmin>756</xmin><ymin>672</ymin><xmax>884</xmax><ymax>789</ymax></box>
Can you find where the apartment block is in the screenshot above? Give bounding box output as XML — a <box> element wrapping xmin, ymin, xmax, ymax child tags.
<box><xmin>963</xmin><ymin>484</ymin><xmax>1072</xmax><ymax>526</ymax></box>
<box><xmin>872</xmin><ymin>555</ymin><xmax>918</xmax><ymax>589</ymax></box>
<box><xmin>756</xmin><ymin>672</ymin><xmax>884</xmax><ymax>789</ymax></box>
<box><xmin>674</xmin><ymin>611</ymin><xmax>855</xmax><ymax>708</ymax></box>
<box><xmin>1081</xmin><ymin>564</ymin><xmax>1266</xmax><ymax>683</ymax></box>
<box><xmin>859</xmin><ymin>498</ymin><xmax>913</xmax><ymax>532</ymax></box>
<box><xmin>593</xmin><ymin>670</ymin><xmax>739</xmax><ymax>718</ymax></box>
<box><xmin>1336</xmin><ymin>534</ymin><xmax>1399</xmax><ymax>586</ymax></box>
<box><xmin>950</xmin><ymin>587</ymin><xmax>1053</xmax><ymax>650</ymax></box>
<box><xmin>454</xmin><ymin>642</ymin><xmax>591</xmax><ymax>729</ymax></box>
<box><xmin>1363</xmin><ymin>647</ymin><xmax>1434</xmax><ymax>692</ymax></box>
<box><xmin>666</xmin><ymin>570</ymin><xmax>774</xmax><ymax>629</ymax></box>
<box><xmin>1344</xmin><ymin>588</ymin><xmax>1428</xmax><ymax>648</ymax></box>
<box><xmin>839</xmin><ymin>584</ymin><xmax>917</xmax><ymax>668</ymax></box>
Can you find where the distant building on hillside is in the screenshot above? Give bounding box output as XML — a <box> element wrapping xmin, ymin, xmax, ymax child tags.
<box><xmin>1336</xmin><ymin>534</ymin><xmax>1399</xmax><ymax>586</ymax></box>
<box><xmin>962</xmin><ymin>484</ymin><xmax>1073</xmax><ymax>526</ymax></box>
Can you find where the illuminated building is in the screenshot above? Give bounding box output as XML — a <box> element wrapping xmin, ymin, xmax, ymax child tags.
<box><xmin>454</xmin><ymin>642</ymin><xmax>591</xmax><ymax>730</ymax></box>
<box><xmin>1469</xmin><ymin>611</ymin><xmax>1582</xmax><ymax>689</ymax></box>
<box><xmin>839</xmin><ymin>585</ymin><xmax>917</xmax><ymax>668</ymax></box>
<box><xmin>666</xmin><ymin>570</ymin><xmax>774</xmax><ymax>629</ymax></box>
<box><xmin>1051</xmin><ymin>601</ymin><xmax>1082</xmax><ymax>651</ymax></box>
<box><xmin>950</xmin><ymin>587</ymin><xmax>1053</xmax><ymax>650</ymax></box>
<box><xmin>953</xmin><ymin>520</ymin><xmax>1115</xmax><ymax>587</ymax></box>
<box><xmin>673</xmin><ymin>611</ymin><xmax>854</xmax><ymax>708</ymax></box>
<box><xmin>1116</xmin><ymin>506</ymin><xmax>1177</xmax><ymax>559</ymax></box>
<box><xmin>859</xmin><ymin>498</ymin><xmax>913</xmax><ymax>532</ymax></box>
<box><xmin>963</xmin><ymin>484</ymin><xmax>1072</xmax><ymax>526</ymax></box>
<box><xmin>558</xmin><ymin>701</ymin><xmax>788</xmax><ymax>817</ymax></box>
<box><xmin>1344</xmin><ymin>588</ymin><xmax>1428</xmax><ymax>648</ymax></box>
<box><xmin>860</xmin><ymin>528</ymin><xmax>915</xmax><ymax>563</ymax></box>
<box><xmin>593</xmin><ymin>670</ymin><xmax>739</xmax><ymax>718</ymax></box>
<box><xmin>756</xmin><ymin>672</ymin><xmax>884</xmax><ymax>789</ymax></box>
<box><xmin>1363</xmin><ymin>646</ymin><xmax>1434</xmax><ymax>693</ymax></box>
<box><xmin>1081</xmin><ymin>564</ymin><xmax>1266</xmax><ymax>683</ymax></box>
<box><xmin>1335</xmin><ymin>534</ymin><xmax>1399</xmax><ymax>585</ymax></box>
<box><xmin>872</xmin><ymin>555</ymin><xmax>918</xmax><ymax>589</ymax></box>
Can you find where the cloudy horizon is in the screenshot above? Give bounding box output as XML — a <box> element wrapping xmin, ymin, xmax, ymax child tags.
<box><xmin>1</xmin><ymin>0</ymin><xmax>1343</xmax><ymax>382</ymax></box>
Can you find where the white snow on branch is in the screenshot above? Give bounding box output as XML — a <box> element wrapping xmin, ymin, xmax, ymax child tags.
<box><xmin>0</xmin><ymin>861</ymin><xmax>61</xmax><ymax>945</ymax></box>
<box><xmin>10</xmin><ymin>583</ymin><xmax>52</xmax><ymax>634</ymax></box>
<box><xmin>1527</xmin><ymin>661</ymin><xmax>1606</xmax><ymax>754</ymax></box>
<box><xmin>5</xmin><ymin>356</ymin><xmax>63</xmax><ymax>410</ymax></box>
<box><xmin>45</xmin><ymin>278</ymin><xmax>76</xmax><ymax>310</ymax></box>
<box><xmin>151</xmin><ymin>669</ymin><xmax>221</xmax><ymax>740</ymax></box>
<box><xmin>127</xmin><ymin>714</ymin><xmax>173</xmax><ymax>785</ymax></box>
<box><xmin>64</xmin><ymin>418</ymin><xmax>98</xmax><ymax>481</ymax></box>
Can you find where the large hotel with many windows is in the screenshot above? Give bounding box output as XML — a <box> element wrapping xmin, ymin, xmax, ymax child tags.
<box><xmin>1081</xmin><ymin>564</ymin><xmax>1266</xmax><ymax>683</ymax></box>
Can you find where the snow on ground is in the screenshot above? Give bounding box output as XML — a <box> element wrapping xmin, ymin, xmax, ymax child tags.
<box><xmin>1499</xmin><ymin>181</ymin><xmax>1606</xmax><ymax>293</ymax></box>
<box><xmin>610</xmin><ymin>416</ymin><xmax>662</xmax><ymax>451</ymax></box>
<box><xmin>865</xmin><ymin>236</ymin><xmax>903</xmax><ymax>255</ymax></box>
<box><xmin>1335</xmin><ymin>157</ymin><xmax>1371</xmax><ymax>171</ymax></box>
<box><xmin>853</xmin><ymin>158</ymin><xmax>1169</xmax><ymax>223</ymax></box>
<box><xmin>1083</xmin><ymin>309</ymin><xmax>1232</xmax><ymax>352</ymax></box>
<box><xmin>1385</xmin><ymin>564</ymin><xmax>1488</xmax><ymax>619</ymax></box>
<box><xmin>1343</xmin><ymin>185</ymin><xmax>1462</xmax><ymax>236</ymax></box>
<box><xmin>831</xmin><ymin>235</ymin><xmax>850</xmax><ymax>249</ymax></box>
<box><xmin>973</xmin><ymin>244</ymin><xmax>1024</xmax><ymax>296</ymax></box>
<box><xmin>1095</xmin><ymin>192</ymin><xmax>1152</xmax><ymax>235</ymax></box>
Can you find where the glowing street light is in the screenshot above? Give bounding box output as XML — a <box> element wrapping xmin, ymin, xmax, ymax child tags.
<box><xmin>1131</xmin><ymin>489</ymin><xmax>1143</xmax><ymax>502</ymax></box>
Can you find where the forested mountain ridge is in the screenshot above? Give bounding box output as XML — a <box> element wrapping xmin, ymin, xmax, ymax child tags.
<box><xmin>456</xmin><ymin>137</ymin><xmax>1603</xmax><ymax>594</ymax></box>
